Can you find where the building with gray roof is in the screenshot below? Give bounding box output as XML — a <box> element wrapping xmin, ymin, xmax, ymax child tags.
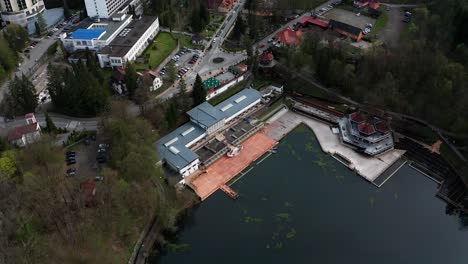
<box><xmin>156</xmin><ymin>88</ymin><xmax>262</xmax><ymax>176</ymax></box>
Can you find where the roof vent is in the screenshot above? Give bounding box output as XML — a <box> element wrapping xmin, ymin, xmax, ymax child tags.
<box><xmin>235</xmin><ymin>95</ymin><xmax>246</xmax><ymax>103</ymax></box>
<box><xmin>221</xmin><ymin>103</ymin><xmax>233</xmax><ymax>112</ymax></box>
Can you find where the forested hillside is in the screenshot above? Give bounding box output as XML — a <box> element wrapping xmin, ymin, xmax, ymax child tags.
<box><xmin>282</xmin><ymin>0</ymin><xmax>468</xmax><ymax>135</ymax></box>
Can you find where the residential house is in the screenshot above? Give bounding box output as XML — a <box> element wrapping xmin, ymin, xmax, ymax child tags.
<box><xmin>329</xmin><ymin>19</ymin><xmax>363</xmax><ymax>42</ymax></box>
<box><xmin>7</xmin><ymin>113</ymin><xmax>41</xmax><ymax>147</ymax></box>
<box><xmin>138</xmin><ymin>70</ymin><xmax>163</xmax><ymax>92</ymax></box>
<box><xmin>275</xmin><ymin>27</ymin><xmax>303</xmax><ymax>46</ymax></box>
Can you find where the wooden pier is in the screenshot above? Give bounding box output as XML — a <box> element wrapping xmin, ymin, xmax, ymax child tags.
<box><xmin>220</xmin><ymin>184</ymin><xmax>239</xmax><ymax>199</ymax></box>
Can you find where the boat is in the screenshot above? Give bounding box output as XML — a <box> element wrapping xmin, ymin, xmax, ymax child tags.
<box><xmin>227</xmin><ymin>145</ymin><xmax>243</xmax><ymax>157</ymax></box>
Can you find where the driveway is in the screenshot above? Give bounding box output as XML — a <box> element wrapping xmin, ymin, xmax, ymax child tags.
<box><xmin>379</xmin><ymin>6</ymin><xmax>404</xmax><ymax>49</ymax></box>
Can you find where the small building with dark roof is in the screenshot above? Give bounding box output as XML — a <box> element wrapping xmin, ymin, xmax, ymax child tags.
<box><xmin>329</xmin><ymin>19</ymin><xmax>363</xmax><ymax>42</ymax></box>
<box><xmin>7</xmin><ymin>113</ymin><xmax>41</xmax><ymax>147</ymax></box>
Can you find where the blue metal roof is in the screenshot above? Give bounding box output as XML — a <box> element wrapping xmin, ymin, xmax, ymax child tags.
<box><xmin>155</xmin><ymin>122</ymin><xmax>206</xmax><ymax>170</ymax></box>
<box><xmin>215</xmin><ymin>88</ymin><xmax>261</xmax><ymax>118</ymax></box>
<box><xmin>70</xmin><ymin>29</ymin><xmax>106</xmax><ymax>40</ymax></box>
<box><xmin>187</xmin><ymin>102</ymin><xmax>225</xmax><ymax>128</ymax></box>
<box><xmin>156</xmin><ymin>88</ymin><xmax>262</xmax><ymax>172</ymax></box>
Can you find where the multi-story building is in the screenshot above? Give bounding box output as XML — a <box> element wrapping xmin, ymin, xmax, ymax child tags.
<box><xmin>84</xmin><ymin>0</ymin><xmax>145</xmax><ymax>19</ymax></box>
<box><xmin>97</xmin><ymin>16</ymin><xmax>159</xmax><ymax>68</ymax></box>
<box><xmin>156</xmin><ymin>88</ymin><xmax>262</xmax><ymax>177</ymax></box>
<box><xmin>0</xmin><ymin>0</ymin><xmax>45</xmax><ymax>26</ymax></box>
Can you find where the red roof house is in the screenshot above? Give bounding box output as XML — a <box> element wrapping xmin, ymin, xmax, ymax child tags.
<box><xmin>259</xmin><ymin>50</ymin><xmax>274</xmax><ymax>65</ymax></box>
<box><xmin>7</xmin><ymin>113</ymin><xmax>41</xmax><ymax>147</ymax></box>
<box><xmin>300</xmin><ymin>17</ymin><xmax>329</xmax><ymax>29</ymax></box>
<box><xmin>350</xmin><ymin>112</ymin><xmax>366</xmax><ymax>123</ymax></box>
<box><xmin>275</xmin><ymin>27</ymin><xmax>303</xmax><ymax>46</ymax></box>
<box><xmin>358</xmin><ymin>122</ymin><xmax>376</xmax><ymax>136</ymax></box>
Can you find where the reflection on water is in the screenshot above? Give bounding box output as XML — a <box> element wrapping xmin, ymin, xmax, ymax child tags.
<box><xmin>156</xmin><ymin>126</ymin><xmax>468</xmax><ymax>264</ymax></box>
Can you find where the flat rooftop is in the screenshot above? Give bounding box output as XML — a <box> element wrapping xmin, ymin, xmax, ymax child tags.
<box><xmin>70</xmin><ymin>29</ymin><xmax>106</xmax><ymax>40</ymax></box>
<box><xmin>99</xmin><ymin>16</ymin><xmax>158</xmax><ymax>57</ymax></box>
<box><xmin>66</xmin><ymin>14</ymin><xmax>133</xmax><ymax>41</ymax></box>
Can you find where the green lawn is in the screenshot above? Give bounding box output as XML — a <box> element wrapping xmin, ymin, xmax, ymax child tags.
<box><xmin>171</xmin><ymin>33</ymin><xmax>204</xmax><ymax>49</ymax></box>
<box><xmin>137</xmin><ymin>32</ymin><xmax>177</xmax><ymax>70</ymax></box>
<box><xmin>372</xmin><ymin>11</ymin><xmax>388</xmax><ymax>35</ymax></box>
<box><xmin>200</xmin><ymin>13</ymin><xmax>225</xmax><ymax>38</ymax></box>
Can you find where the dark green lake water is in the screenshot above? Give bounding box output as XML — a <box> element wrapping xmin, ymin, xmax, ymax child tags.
<box><xmin>158</xmin><ymin>126</ymin><xmax>468</xmax><ymax>264</ymax></box>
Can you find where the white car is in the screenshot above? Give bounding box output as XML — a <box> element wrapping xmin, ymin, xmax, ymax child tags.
<box><xmin>356</xmin><ymin>12</ymin><xmax>361</xmax><ymax>16</ymax></box>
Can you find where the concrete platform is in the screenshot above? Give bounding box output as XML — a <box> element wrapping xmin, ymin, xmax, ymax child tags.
<box><xmin>265</xmin><ymin>111</ymin><xmax>405</xmax><ymax>184</ymax></box>
<box><xmin>186</xmin><ymin>132</ymin><xmax>277</xmax><ymax>200</ymax></box>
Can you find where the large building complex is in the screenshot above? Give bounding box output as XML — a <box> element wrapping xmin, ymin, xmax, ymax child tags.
<box><xmin>156</xmin><ymin>88</ymin><xmax>262</xmax><ymax>176</ymax></box>
<box><xmin>338</xmin><ymin>112</ymin><xmax>394</xmax><ymax>156</ymax></box>
<box><xmin>84</xmin><ymin>0</ymin><xmax>144</xmax><ymax>19</ymax></box>
<box><xmin>0</xmin><ymin>0</ymin><xmax>45</xmax><ymax>26</ymax></box>
<box><xmin>61</xmin><ymin>13</ymin><xmax>133</xmax><ymax>52</ymax></box>
<box><xmin>97</xmin><ymin>16</ymin><xmax>159</xmax><ymax>67</ymax></box>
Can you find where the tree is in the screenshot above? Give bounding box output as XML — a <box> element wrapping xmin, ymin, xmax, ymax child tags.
<box><xmin>0</xmin><ymin>150</ymin><xmax>16</xmax><ymax>181</ymax></box>
<box><xmin>125</xmin><ymin>63</ymin><xmax>138</xmax><ymax>98</ymax></box>
<box><xmin>7</xmin><ymin>75</ymin><xmax>38</xmax><ymax>115</ymax></box>
<box><xmin>199</xmin><ymin>2</ymin><xmax>210</xmax><ymax>28</ymax></box>
<box><xmin>232</xmin><ymin>17</ymin><xmax>246</xmax><ymax>40</ymax></box>
<box><xmin>165</xmin><ymin>99</ymin><xmax>178</xmax><ymax>129</ymax></box>
<box><xmin>54</xmin><ymin>42</ymin><xmax>65</xmax><ymax>61</ymax></box>
<box><xmin>191</xmin><ymin>7</ymin><xmax>203</xmax><ymax>33</ymax></box>
<box><xmin>36</xmin><ymin>13</ymin><xmax>47</xmax><ymax>33</ymax></box>
<box><xmin>3</xmin><ymin>24</ymin><xmax>29</xmax><ymax>51</ymax></box>
<box><xmin>191</xmin><ymin>74</ymin><xmax>206</xmax><ymax>106</ymax></box>
<box><xmin>166</xmin><ymin>61</ymin><xmax>177</xmax><ymax>82</ymax></box>
<box><xmin>63</xmin><ymin>0</ymin><xmax>72</xmax><ymax>19</ymax></box>
<box><xmin>176</xmin><ymin>79</ymin><xmax>191</xmax><ymax>112</ymax></box>
<box><xmin>34</xmin><ymin>22</ymin><xmax>41</xmax><ymax>36</ymax></box>
<box><xmin>44</xmin><ymin>112</ymin><xmax>57</xmax><ymax>133</ymax></box>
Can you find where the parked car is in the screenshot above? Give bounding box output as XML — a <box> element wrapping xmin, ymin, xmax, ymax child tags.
<box><xmin>66</xmin><ymin>168</ymin><xmax>76</xmax><ymax>177</ymax></box>
<box><xmin>66</xmin><ymin>159</ymin><xmax>76</xmax><ymax>165</ymax></box>
<box><xmin>356</xmin><ymin>12</ymin><xmax>361</xmax><ymax>16</ymax></box>
<box><xmin>94</xmin><ymin>176</ymin><xmax>104</xmax><ymax>181</ymax></box>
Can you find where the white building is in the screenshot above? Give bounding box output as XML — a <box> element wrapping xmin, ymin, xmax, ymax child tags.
<box><xmin>0</xmin><ymin>0</ymin><xmax>45</xmax><ymax>26</ymax></box>
<box><xmin>138</xmin><ymin>70</ymin><xmax>163</xmax><ymax>92</ymax></box>
<box><xmin>156</xmin><ymin>88</ymin><xmax>262</xmax><ymax>177</ymax></box>
<box><xmin>97</xmin><ymin>16</ymin><xmax>159</xmax><ymax>68</ymax></box>
<box><xmin>84</xmin><ymin>0</ymin><xmax>145</xmax><ymax>19</ymax></box>
<box><xmin>7</xmin><ymin>113</ymin><xmax>41</xmax><ymax>147</ymax></box>
<box><xmin>61</xmin><ymin>13</ymin><xmax>133</xmax><ymax>52</ymax></box>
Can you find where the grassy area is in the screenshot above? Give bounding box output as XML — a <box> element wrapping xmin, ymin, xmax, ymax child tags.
<box><xmin>372</xmin><ymin>10</ymin><xmax>388</xmax><ymax>34</ymax></box>
<box><xmin>136</xmin><ymin>32</ymin><xmax>177</xmax><ymax>70</ymax></box>
<box><xmin>171</xmin><ymin>33</ymin><xmax>204</xmax><ymax>49</ymax></box>
<box><xmin>209</xmin><ymin>80</ymin><xmax>249</xmax><ymax>105</ymax></box>
<box><xmin>201</xmin><ymin>13</ymin><xmax>225</xmax><ymax>38</ymax></box>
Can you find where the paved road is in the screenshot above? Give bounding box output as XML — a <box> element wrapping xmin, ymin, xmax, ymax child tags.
<box><xmin>379</xmin><ymin>6</ymin><xmax>404</xmax><ymax>49</ymax></box>
<box><xmin>158</xmin><ymin>0</ymin><xmax>247</xmax><ymax>100</ymax></box>
<box><xmin>0</xmin><ymin>27</ymin><xmax>66</xmax><ymax>102</ymax></box>
<box><xmin>0</xmin><ymin>113</ymin><xmax>99</xmax><ymax>137</ymax></box>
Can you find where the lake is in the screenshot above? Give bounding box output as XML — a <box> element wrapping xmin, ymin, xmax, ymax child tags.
<box><xmin>156</xmin><ymin>125</ymin><xmax>468</xmax><ymax>264</ymax></box>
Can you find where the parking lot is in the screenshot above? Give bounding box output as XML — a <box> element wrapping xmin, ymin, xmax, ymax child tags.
<box><xmin>324</xmin><ymin>8</ymin><xmax>376</xmax><ymax>30</ymax></box>
<box><xmin>159</xmin><ymin>47</ymin><xmax>201</xmax><ymax>80</ymax></box>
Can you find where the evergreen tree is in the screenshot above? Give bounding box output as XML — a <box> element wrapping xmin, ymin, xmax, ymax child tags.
<box><xmin>3</xmin><ymin>24</ymin><xmax>29</xmax><ymax>51</ymax></box>
<box><xmin>7</xmin><ymin>75</ymin><xmax>38</xmax><ymax>115</ymax></box>
<box><xmin>37</xmin><ymin>13</ymin><xmax>47</xmax><ymax>32</ymax></box>
<box><xmin>177</xmin><ymin>79</ymin><xmax>191</xmax><ymax>112</ymax></box>
<box><xmin>125</xmin><ymin>63</ymin><xmax>138</xmax><ymax>98</ymax></box>
<box><xmin>166</xmin><ymin>61</ymin><xmax>177</xmax><ymax>82</ymax></box>
<box><xmin>54</xmin><ymin>43</ymin><xmax>65</xmax><ymax>62</ymax></box>
<box><xmin>44</xmin><ymin>112</ymin><xmax>57</xmax><ymax>133</ymax></box>
<box><xmin>165</xmin><ymin>99</ymin><xmax>178</xmax><ymax>128</ymax></box>
<box><xmin>34</xmin><ymin>22</ymin><xmax>41</xmax><ymax>36</ymax></box>
<box><xmin>63</xmin><ymin>0</ymin><xmax>72</xmax><ymax>19</ymax></box>
<box><xmin>232</xmin><ymin>17</ymin><xmax>246</xmax><ymax>40</ymax></box>
<box><xmin>191</xmin><ymin>6</ymin><xmax>203</xmax><ymax>33</ymax></box>
<box><xmin>191</xmin><ymin>74</ymin><xmax>206</xmax><ymax>106</ymax></box>
<box><xmin>199</xmin><ymin>2</ymin><xmax>210</xmax><ymax>28</ymax></box>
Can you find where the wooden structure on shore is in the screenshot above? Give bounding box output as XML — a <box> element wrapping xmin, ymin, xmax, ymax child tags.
<box><xmin>220</xmin><ymin>184</ymin><xmax>239</xmax><ymax>199</ymax></box>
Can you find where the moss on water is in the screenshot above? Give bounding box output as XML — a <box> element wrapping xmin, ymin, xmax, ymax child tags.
<box><xmin>286</xmin><ymin>228</ymin><xmax>297</xmax><ymax>240</ymax></box>
<box><xmin>276</xmin><ymin>213</ymin><xmax>290</xmax><ymax>220</ymax></box>
<box><xmin>244</xmin><ymin>216</ymin><xmax>264</xmax><ymax>223</ymax></box>
<box><xmin>167</xmin><ymin>243</ymin><xmax>191</xmax><ymax>253</ymax></box>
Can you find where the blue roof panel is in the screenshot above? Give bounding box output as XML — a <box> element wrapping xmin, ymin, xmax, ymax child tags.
<box><xmin>71</xmin><ymin>29</ymin><xmax>106</xmax><ymax>40</ymax></box>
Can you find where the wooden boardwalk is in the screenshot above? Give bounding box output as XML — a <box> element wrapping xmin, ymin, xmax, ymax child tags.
<box><xmin>220</xmin><ymin>184</ymin><xmax>239</xmax><ymax>199</ymax></box>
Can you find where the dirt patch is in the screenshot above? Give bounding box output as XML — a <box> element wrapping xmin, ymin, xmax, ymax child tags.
<box><xmin>378</xmin><ymin>7</ymin><xmax>404</xmax><ymax>49</ymax></box>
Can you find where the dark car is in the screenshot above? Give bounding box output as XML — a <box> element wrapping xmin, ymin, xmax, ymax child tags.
<box><xmin>66</xmin><ymin>168</ymin><xmax>76</xmax><ymax>177</ymax></box>
<box><xmin>66</xmin><ymin>159</ymin><xmax>76</xmax><ymax>165</ymax></box>
<box><xmin>66</xmin><ymin>151</ymin><xmax>76</xmax><ymax>157</ymax></box>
